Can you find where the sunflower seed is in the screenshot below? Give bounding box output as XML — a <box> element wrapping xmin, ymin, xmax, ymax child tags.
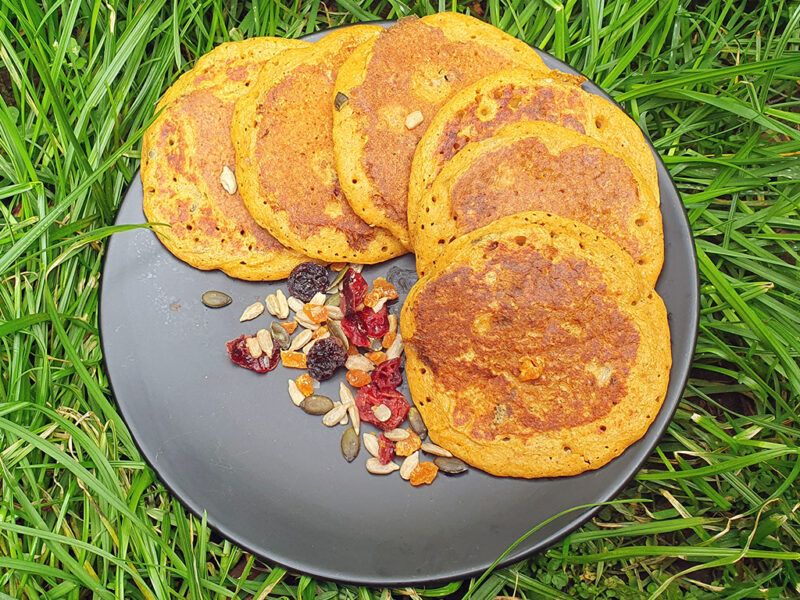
<box><xmin>302</xmin><ymin>340</ymin><xmax>316</xmax><ymax>354</ymax></box>
<box><xmin>309</xmin><ymin>292</ymin><xmax>326</xmax><ymax>306</ymax></box>
<box><xmin>372</xmin><ymin>297</ymin><xmax>389</xmax><ymax>312</ymax></box>
<box><xmin>434</xmin><ymin>456</ymin><xmax>468</xmax><ymax>474</ymax></box>
<box><xmin>399</xmin><ymin>451</ymin><xmax>420</xmax><ymax>480</ymax></box>
<box><xmin>388</xmin><ymin>314</ymin><xmax>397</xmax><ymax>334</ymax></box>
<box><xmin>405</xmin><ymin>110</ymin><xmax>424</xmax><ymax>130</ymax></box>
<box><xmin>347</xmin><ymin>401</ymin><xmax>360</xmax><ymax>435</ymax></box>
<box><xmin>350</xmin><ymin>263</ymin><xmax>363</xmax><ymax>273</ymax></box>
<box><xmin>201</xmin><ymin>290</ymin><xmax>231</xmax><ymax>308</ymax></box>
<box><xmin>384</xmin><ymin>428</ymin><xmax>410</xmax><ymax>441</ymax></box>
<box><xmin>256</xmin><ymin>329</ymin><xmax>274</xmax><ymax>356</ymax></box>
<box><xmin>407</xmin><ymin>407</ymin><xmax>427</xmax><ymax>440</ymax></box>
<box><xmin>322</xmin><ymin>403</ymin><xmax>347</xmax><ymax>426</ymax></box>
<box><xmin>327</xmin><ymin>319</ymin><xmax>349</xmax><ymax>347</ymax></box>
<box><xmin>220</xmin><ymin>165</ymin><xmax>238</xmax><ymax>194</ymax></box>
<box><xmin>421</xmin><ymin>442</ymin><xmax>452</xmax><ymax>457</ymax></box>
<box><xmin>294</xmin><ymin>312</ymin><xmax>320</xmax><ymax>330</ymax></box>
<box><xmin>339</xmin><ymin>381</ymin><xmax>355</xmax><ymax>407</ymax></box>
<box><xmin>339</xmin><ymin>410</ymin><xmax>349</xmax><ymax>426</ymax></box>
<box><xmin>288</xmin><ymin>379</ymin><xmax>304</xmax><ymax>406</ymax></box>
<box><xmin>265</xmin><ymin>294</ymin><xmax>280</xmax><ymax>317</ymax></box>
<box><xmin>340</xmin><ymin>427</ymin><xmax>359</xmax><ymax>462</ymax></box>
<box><xmin>324</xmin><ymin>293</ymin><xmax>341</xmax><ymax>308</ymax></box>
<box><xmin>245</xmin><ymin>337</ymin><xmax>262</xmax><ymax>358</ymax></box>
<box><xmin>326</xmin><ymin>305</ymin><xmax>344</xmax><ymax>320</ymax></box>
<box><xmin>287</xmin><ymin>296</ymin><xmax>304</xmax><ymax>313</ymax></box>
<box><xmin>366</xmin><ymin>457</ymin><xmax>399</xmax><ymax>475</ymax></box>
<box><xmin>270</xmin><ymin>322</ymin><xmax>290</xmax><ymax>349</ymax></box>
<box><xmin>363</xmin><ymin>432</ymin><xmax>379</xmax><ymax>458</ymax></box>
<box><xmin>386</xmin><ymin>332</ymin><xmax>404</xmax><ymax>359</ymax></box>
<box><xmin>327</xmin><ymin>268</ymin><xmax>348</xmax><ymax>292</ymax></box>
<box><xmin>275</xmin><ymin>289</ymin><xmax>290</xmax><ymax>319</ymax></box>
<box><xmin>345</xmin><ymin>354</ymin><xmax>375</xmax><ymax>372</ymax></box>
<box><xmin>240</xmin><ymin>301</ymin><xmax>264</xmax><ymax>322</ymax></box>
<box><xmin>372</xmin><ymin>404</ymin><xmax>391</xmax><ymax>422</ymax></box>
<box><xmin>334</xmin><ymin>91</ymin><xmax>348</xmax><ymax>111</ymax></box>
<box><xmin>301</xmin><ymin>394</ymin><xmax>334</xmax><ymax>415</ymax></box>
<box><xmin>289</xmin><ymin>329</ymin><xmax>313</xmax><ymax>351</ymax></box>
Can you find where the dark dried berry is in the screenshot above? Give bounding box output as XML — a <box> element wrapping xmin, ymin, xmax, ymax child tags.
<box><xmin>358</xmin><ymin>304</ymin><xmax>389</xmax><ymax>338</ymax></box>
<box><xmin>341</xmin><ymin>268</ymin><xmax>368</xmax><ymax>317</ymax></box>
<box><xmin>355</xmin><ymin>384</ymin><xmax>410</xmax><ymax>431</ymax></box>
<box><xmin>377</xmin><ymin>434</ymin><xmax>395</xmax><ymax>465</ymax></box>
<box><xmin>341</xmin><ymin>316</ymin><xmax>370</xmax><ymax>347</ymax></box>
<box><xmin>226</xmin><ymin>335</ymin><xmax>280</xmax><ymax>373</ymax></box>
<box><xmin>306</xmin><ymin>337</ymin><xmax>347</xmax><ymax>380</ymax></box>
<box><xmin>372</xmin><ymin>357</ymin><xmax>402</xmax><ymax>390</ymax></box>
<box><xmin>287</xmin><ymin>262</ymin><xmax>329</xmax><ymax>302</ymax></box>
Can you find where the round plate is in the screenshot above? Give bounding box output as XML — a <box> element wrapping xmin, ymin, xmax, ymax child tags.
<box><xmin>100</xmin><ymin>22</ymin><xmax>698</xmax><ymax>585</ymax></box>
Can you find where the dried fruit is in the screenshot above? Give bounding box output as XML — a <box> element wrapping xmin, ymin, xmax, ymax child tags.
<box><xmin>288</xmin><ymin>262</ymin><xmax>329</xmax><ymax>302</ymax></box>
<box><xmin>399</xmin><ymin>451</ymin><xmax>420</xmax><ymax>480</ymax></box>
<box><xmin>306</xmin><ymin>337</ymin><xmax>347</xmax><ymax>381</ymax></box>
<box><xmin>201</xmin><ymin>290</ymin><xmax>231</xmax><ymax>308</ymax></box>
<box><xmin>365</xmin><ymin>351</ymin><xmax>387</xmax><ymax>365</ymax></box>
<box><xmin>312</xmin><ymin>325</ymin><xmax>329</xmax><ymax>339</ymax></box>
<box><xmin>280</xmin><ymin>350</ymin><xmax>307</xmax><ymax>369</ymax></box>
<box><xmin>420</xmin><ymin>442</ymin><xmax>452</xmax><ymax>457</ymax></box>
<box><xmin>520</xmin><ymin>356</ymin><xmax>545</xmax><ymax>381</ymax></box>
<box><xmin>364</xmin><ymin>278</ymin><xmax>399</xmax><ymax>308</ymax></box>
<box><xmin>345</xmin><ymin>354</ymin><xmax>375</xmax><ymax>372</ymax></box>
<box><xmin>366</xmin><ymin>457</ymin><xmax>399</xmax><ymax>475</ymax></box>
<box><xmin>240</xmin><ymin>301</ymin><xmax>264</xmax><ymax>322</ymax></box>
<box><xmin>270</xmin><ymin>322</ymin><xmax>291</xmax><ymax>349</ymax></box>
<box><xmin>340</xmin><ymin>427</ymin><xmax>359</xmax><ymax>462</ymax></box>
<box><xmin>407</xmin><ymin>407</ymin><xmax>428</xmax><ymax>440</ymax></box>
<box><xmin>382</xmin><ymin>331</ymin><xmax>396</xmax><ymax>349</ymax></box>
<box><xmin>227</xmin><ymin>335</ymin><xmax>279</xmax><ymax>373</ymax></box>
<box><xmin>355</xmin><ymin>385</ymin><xmax>410</xmax><ymax>431</ymax></box>
<box><xmin>289</xmin><ymin>328</ymin><xmax>313</xmax><ymax>351</ymax></box>
<box><xmin>377</xmin><ymin>434</ymin><xmax>395</xmax><ymax>465</ymax></box>
<box><xmin>385</xmin><ymin>332</ymin><xmax>404</xmax><ymax>360</ymax></box>
<box><xmin>357</xmin><ymin>304</ymin><xmax>389</xmax><ymax>338</ymax></box>
<box><xmin>300</xmin><ymin>394</ymin><xmax>334</xmax><ymax>415</ymax></box>
<box><xmin>409</xmin><ymin>462</ymin><xmax>438</xmax><ymax>486</ymax></box>
<box><xmin>256</xmin><ymin>329</ymin><xmax>274</xmax><ymax>356</ymax></box>
<box><xmin>346</xmin><ymin>369</ymin><xmax>371</xmax><ymax>387</ymax></box>
<box><xmin>341</xmin><ymin>316</ymin><xmax>370</xmax><ymax>347</ymax></box>
<box><xmin>330</xmin><ymin>261</ymin><xmax>347</xmax><ymax>271</ymax></box>
<box><xmin>372</xmin><ymin>357</ymin><xmax>402</xmax><ymax>391</ymax></box>
<box><xmin>395</xmin><ymin>430</ymin><xmax>421</xmax><ymax>457</ymax></box>
<box><xmin>341</xmin><ymin>268</ymin><xmax>368</xmax><ymax>316</ymax></box>
<box><xmin>280</xmin><ymin>321</ymin><xmax>298</xmax><ymax>335</ymax></box>
<box><xmin>303</xmin><ymin>303</ymin><xmax>328</xmax><ymax>324</ymax></box>
<box><xmin>295</xmin><ymin>373</ymin><xmax>314</xmax><ymax>396</ymax></box>
<box><xmin>434</xmin><ymin>456</ymin><xmax>469</xmax><ymax>474</ymax></box>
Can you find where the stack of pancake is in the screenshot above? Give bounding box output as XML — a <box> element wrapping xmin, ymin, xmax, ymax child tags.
<box><xmin>142</xmin><ymin>13</ymin><xmax>671</xmax><ymax>478</ymax></box>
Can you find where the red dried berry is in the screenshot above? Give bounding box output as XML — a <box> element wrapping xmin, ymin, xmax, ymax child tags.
<box><xmin>372</xmin><ymin>357</ymin><xmax>402</xmax><ymax>391</ymax></box>
<box><xmin>287</xmin><ymin>262</ymin><xmax>329</xmax><ymax>303</ymax></box>
<box><xmin>341</xmin><ymin>316</ymin><xmax>371</xmax><ymax>347</ymax></box>
<box><xmin>355</xmin><ymin>384</ymin><xmax>410</xmax><ymax>431</ymax></box>
<box><xmin>357</xmin><ymin>304</ymin><xmax>389</xmax><ymax>338</ymax></box>
<box><xmin>226</xmin><ymin>335</ymin><xmax>280</xmax><ymax>373</ymax></box>
<box><xmin>341</xmin><ymin>268</ymin><xmax>368</xmax><ymax>317</ymax></box>
<box><xmin>377</xmin><ymin>434</ymin><xmax>396</xmax><ymax>465</ymax></box>
<box><xmin>306</xmin><ymin>337</ymin><xmax>347</xmax><ymax>381</ymax></box>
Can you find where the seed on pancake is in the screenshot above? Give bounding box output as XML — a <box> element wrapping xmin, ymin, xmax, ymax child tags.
<box><xmin>366</xmin><ymin>457</ymin><xmax>399</xmax><ymax>475</ymax></box>
<box><xmin>289</xmin><ymin>329</ymin><xmax>313</xmax><ymax>351</ymax></box>
<box><xmin>363</xmin><ymin>432</ymin><xmax>379</xmax><ymax>457</ymax></box>
<box><xmin>372</xmin><ymin>404</ymin><xmax>392</xmax><ymax>422</ymax></box>
<box><xmin>520</xmin><ymin>356</ymin><xmax>545</xmax><ymax>381</ymax></box>
<box><xmin>287</xmin><ymin>296</ymin><xmax>305</xmax><ymax>314</ymax></box>
<box><xmin>345</xmin><ymin>354</ymin><xmax>375</xmax><ymax>372</ymax></box>
<box><xmin>405</xmin><ymin>110</ymin><xmax>424</xmax><ymax>130</ymax></box>
<box><xmin>434</xmin><ymin>456</ymin><xmax>469</xmax><ymax>475</ymax></box>
<box><xmin>288</xmin><ymin>379</ymin><xmax>304</xmax><ymax>406</ymax></box>
<box><xmin>275</xmin><ymin>289</ymin><xmax>290</xmax><ymax>319</ymax></box>
<box><xmin>322</xmin><ymin>403</ymin><xmax>348</xmax><ymax>426</ymax></box>
<box><xmin>327</xmin><ymin>319</ymin><xmax>349</xmax><ymax>347</ymax></box>
<box><xmin>220</xmin><ymin>165</ymin><xmax>238</xmax><ymax>194</ymax></box>
<box><xmin>384</xmin><ymin>428</ymin><xmax>410</xmax><ymax>441</ymax></box>
<box><xmin>334</xmin><ymin>91</ymin><xmax>349</xmax><ymax>111</ymax></box>
<box><xmin>270</xmin><ymin>322</ymin><xmax>291</xmax><ymax>349</ymax></box>
<box><xmin>385</xmin><ymin>333</ymin><xmax>404</xmax><ymax>359</ymax></box>
<box><xmin>201</xmin><ymin>290</ymin><xmax>231</xmax><ymax>308</ymax></box>
<box><xmin>340</xmin><ymin>427</ymin><xmax>359</xmax><ymax>462</ymax></box>
<box><xmin>301</xmin><ymin>394</ymin><xmax>334</xmax><ymax>415</ymax></box>
<box><xmin>421</xmin><ymin>442</ymin><xmax>452</xmax><ymax>458</ymax></box>
<box><xmin>408</xmin><ymin>407</ymin><xmax>428</xmax><ymax>440</ymax></box>
<box><xmin>256</xmin><ymin>328</ymin><xmax>274</xmax><ymax>356</ymax></box>
<box><xmin>245</xmin><ymin>337</ymin><xmax>262</xmax><ymax>359</ymax></box>
<box><xmin>240</xmin><ymin>301</ymin><xmax>264</xmax><ymax>322</ymax></box>
<box><xmin>399</xmin><ymin>451</ymin><xmax>419</xmax><ymax>480</ymax></box>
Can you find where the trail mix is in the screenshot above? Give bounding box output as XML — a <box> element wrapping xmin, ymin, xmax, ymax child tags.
<box><xmin>217</xmin><ymin>262</ymin><xmax>468</xmax><ymax>486</ymax></box>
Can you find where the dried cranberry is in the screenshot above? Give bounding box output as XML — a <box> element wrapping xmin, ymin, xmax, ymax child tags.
<box><xmin>357</xmin><ymin>304</ymin><xmax>389</xmax><ymax>338</ymax></box>
<box><xmin>306</xmin><ymin>337</ymin><xmax>347</xmax><ymax>380</ymax></box>
<box><xmin>226</xmin><ymin>335</ymin><xmax>280</xmax><ymax>373</ymax></box>
<box><xmin>287</xmin><ymin>262</ymin><xmax>329</xmax><ymax>302</ymax></box>
<box><xmin>341</xmin><ymin>268</ymin><xmax>368</xmax><ymax>317</ymax></box>
<box><xmin>377</xmin><ymin>434</ymin><xmax>395</xmax><ymax>465</ymax></box>
<box><xmin>341</xmin><ymin>316</ymin><xmax>370</xmax><ymax>347</ymax></box>
<box><xmin>355</xmin><ymin>384</ymin><xmax>410</xmax><ymax>431</ymax></box>
<box><xmin>372</xmin><ymin>357</ymin><xmax>402</xmax><ymax>390</ymax></box>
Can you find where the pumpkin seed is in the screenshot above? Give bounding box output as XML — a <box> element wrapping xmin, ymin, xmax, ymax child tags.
<box><xmin>287</xmin><ymin>296</ymin><xmax>304</xmax><ymax>313</ymax></box>
<box><xmin>326</xmin><ymin>305</ymin><xmax>344</xmax><ymax>320</ymax></box>
<box><xmin>310</xmin><ymin>292</ymin><xmax>326</xmax><ymax>306</ymax></box>
<box><xmin>322</xmin><ymin>403</ymin><xmax>348</xmax><ymax>426</ymax></box>
<box><xmin>386</xmin><ymin>332</ymin><xmax>404</xmax><ymax>359</ymax></box>
<box><xmin>245</xmin><ymin>337</ymin><xmax>262</xmax><ymax>359</ymax></box>
<box><xmin>372</xmin><ymin>404</ymin><xmax>391</xmax><ymax>422</ymax></box>
<box><xmin>384</xmin><ymin>428</ymin><xmax>410</xmax><ymax>441</ymax></box>
<box><xmin>434</xmin><ymin>456</ymin><xmax>468</xmax><ymax>474</ymax></box>
<box><xmin>289</xmin><ymin>329</ymin><xmax>313</xmax><ymax>351</ymax></box>
<box><xmin>201</xmin><ymin>290</ymin><xmax>231</xmax><ymax>308</ymax></box>
<box><xmin>363</xmin><ymin>433</ymin><xmax>379</xmax><ymax>458</ymax></box>
<box><xmin>399</xmin><ymin>451</ymin><xmax>420</xmax><ymax>480</ymax></box>
<box><xmin>366</xmin><ymin>457</ymin><xmax>399</xmax><ymax>475</ymax></box>
<box><xmin>220</xmin><ymin>165</ymin><xmax>238</xmax><ymax>194</ymax></box>
<box><xmin>327</xmin><ymin>319</ymin><xmax>349</xmax><ymax>347</ymax></box>
<box><xmin>275</xmin><ymin>289</ymin><xmax>290</xmax><ymax>319</ymax></box>
<box><xmin>345</xmin><ymin>354</ymin><xmax>375</xmax><ymax>372</ymax></box>
<box><xmin>324</xmin><ymin>293</ymin><xmax>341</xmax><ymax>308</ymax></box>
<box><xmin>327</xmin><ymin>268</ymin><xmax>348</xmax><ymax>292</ymax></box>
<box><xmin>288</xmin><ymin>379</ymin><xmax>304</xmax><ymax>406</ymax></box>
<box><xmin>300</xmin><ymin>394</ymin><xmax>334</xmax><ymax>415</ymax></box>
<box><xmin>256</xmin><ymin>329</ymin><xmax>274</xmax><ymax>356</ymax></box>
<box><xmin>270</xmin><ymin>322</ymin><xmax>290</xmax><ymax>349</ymax></box>
<box><xmin>240</xmin><ymin>301</ymin><xmax>264</xmax><ymax>322</ymax></box>
<box><xmin>340</xmin><ymin>427</ymin><xmax>359</xmax><ymax>462</ymax></box>
<box><xmin>334</xmin><ymin>91</ymin><xmax>349</xmax><ymax>111</ymax></box>
<box><xmin>421</xmin><ymin>442</ymin><xmax>452</xmax><ymax>457</ymax></box>
<box><xmin>407</xmin><ymin>407</ymin><xmax>427</xmax><ymax>440</ymax></box>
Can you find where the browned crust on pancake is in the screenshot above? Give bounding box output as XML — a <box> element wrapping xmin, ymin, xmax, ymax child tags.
<box><xmin>142</xmin><ymin>38</ymin><xmax>314</xmax><ymax>280</ymax></box>
<box><xmin>231</xmin><ymin>26</ymin><xmax>407</xmax><ymax>263</ymax></box>
<box><xmin>401</xmin><ymin>211</ymin><xmax>671</xmax><ymax>478</ymax></box>
<box><xmin>333</xmin><ymin>14</ymin><xmax>550</xmax><ymax>248</ymax></box>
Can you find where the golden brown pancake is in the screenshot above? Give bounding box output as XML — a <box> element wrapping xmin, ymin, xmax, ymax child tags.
<box><xmin>231</xmin><ymin>26</ymin><xmax>406</xmax><ymax>264</ymax></box>
<box><xmin>412</xmin><ymin>121</ymin><xmax>664</xmax><ymax>285</ymax></box>
<box><xmin>408</xmin><ymin>68</ymin><xmax>659</xmax><ymax>239</ymax></box>
<box><xmin>142</xmin><ymin>38</ymin><xmax>313</xmax><ymax>280</ymax></box>
<box><xmin>333</xmin><ymin>13</ymin><xmax>550</xmax><ymax>248</ymax></box>
<box><xmin>400</xmin><ymin>212</ymin><xmax>671</xmax><ymax>478</ymax></box>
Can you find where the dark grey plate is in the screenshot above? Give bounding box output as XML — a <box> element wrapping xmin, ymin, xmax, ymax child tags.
<box><xmin>99</xmin><ymin>22</ymin><xmax>698</xmax><ymax>585</ymax></box>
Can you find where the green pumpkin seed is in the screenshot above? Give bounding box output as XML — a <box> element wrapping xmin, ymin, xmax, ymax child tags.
<box><xmin>327</xmin><ymin>267</ymin><xmax>348</xmax><ymax>292</ymax></box>
<box><xmin>326</xmin><ymin>318</ymin><xmax>349</xmax><ymax>348</ymax></box>
<box><xmin>324</xmin><ymin>292</ymin><xmax>341</xmax><ymax>307</ymax></box>
<box><xmin>407</xmin><ymin>407</ymin><xmax>428</xmax><ymax>440</ymax></box>
<box><xmin>334</xmin><ymin>92</ymin><xmax>349</xmax><ymax>111</ymax></box>
<box><xmin>269</xmin><ymin>321</ymin><xmax>290</xmax><ymax>350</ymax></box>
<box><xmin>340</xmin><ymin>427</ymin><xmax>359</xmax><ymax>462</ymax></box>
<box><xmin>201</xmin><ymin>290</ymin><xmax>232</xmax><ymax>308</ymax></box>
<box><xmin>434</xmin><ymin>456</ymin><xmax>468</xmax><ymax>474</ymax></box>
<box><xmin>300</xmin><ymin>394</ymin><xmax>334</xmax><ymax>415</ymax></box>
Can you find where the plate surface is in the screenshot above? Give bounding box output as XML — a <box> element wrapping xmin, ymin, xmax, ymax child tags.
<box><xmin>99</xmin><ymin>22</ymin><xmax>698</xmax><ymax>585</ymax></box>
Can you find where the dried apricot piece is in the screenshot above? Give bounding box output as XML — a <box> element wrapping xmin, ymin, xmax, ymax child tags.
<box><xmin>346</xmin><ymin>343</ymin><xmax>360</xmax><ymax>356</ymax></box>
<box><xmin>295</xmin><ymin>373</ymin><xmax>314</xmax><ymax>396</ymax></box>
<box><xmin>382</xmin><ymin>331</ymin><xmax>396</xmax><ymax>349</ymax></box>
<box><xmin>520</xmin><ymin>356</ymin><xmax>545</xmax><ymax>381</ymax></box>
<box><xmin>364</xmin><ymin>278</ymin><xmax>399</xmax><ymax>308</ymax></box>
<box><xmin>281</xmin><ymin>321</ymin><xmax>298</xmax><ymax>334</ymax></box>
<box><xmin>281</xmin><ymin>350</ymin><xmax>307</xmax><ymax>369</ymax></box>
<box><xmin>409</xmin><ymin>462</ymin><xmax>438</xmax><ymax>486</ymax></box>
<box><xmin>346</xmin><ymin>369</ymin><xmax>372</xmax><ymax>387</ymax></box>
<box><xmin>395</xmin><ymin>430</ymin><xmax>421</xmax><ymax>457</ymax></box>
<box><xmin>303</xmin><ymin>303</ymin><xmax>328</xmax><ymax>324</ymax></box>
<box><xmin>312</xmin><ymin>325</ymin><xmax>329</xmax><ymax>339</ymax></box>
<box><xmin>365</xmin><ymin>351</ymin><xmax>387</xmax><ymax>365</ymax></box>
<box><xmin>330</xmin><ymin>262</ymin><xmax>348</xmax><ymax>271</ymax></box>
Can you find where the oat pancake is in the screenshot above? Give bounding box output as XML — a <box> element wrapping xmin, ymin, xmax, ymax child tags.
<box><xmin>333</xmin><ymin>13</ymin><xmax>550</xmax><ymax>248</ymax></box>
<box><xmin>408</xmin><ymin>68</ymin><xmax>659</xmax><ymax>239</ymax></box>
<box><xmin>400</xmin><ymin>212</ymin><xmax>671</xmax><ymax>478</ymax></box>
<box><xmin>232</xmin><ymin>26</ymin><xmax>406</xmax><ymax>263</ymax></box>
<box><xmin>142</xmin><ymin>38</ymin><xmax>312</xmax><ymax>280</ymax></box>
<box><xmin>412</xmin><ymin>121</ymin><xmax>664</xmax><ymax>285</ymax></box>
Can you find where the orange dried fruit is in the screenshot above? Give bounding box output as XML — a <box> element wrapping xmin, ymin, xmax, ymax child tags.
<box><xmin>409</xmin><ymin>461</ymin><xmax>438</xmax><ymax>486</ymax></box>
<box><xmin>365</xmin><ymin>351</ymin><xmax>387</xmax><ymax>365</ymax></box>
<box><xmin>346</xmin><ymin>369</ymin><xmax>372</xmax><ymax>387</ymax></box>
<box><xmin>520</xmin><ymin>356</ymin><xmax>545</xmax><ymax>381</ymax></box>
<box><xmin>382</xmin><ymin>331</ymin><xmax>397</xmax><ymax>349</ymax></box>
<box><xmin>330</xmin><ymin>262</ymin><xmax>348</xmax><ymax>271</ymax></box>
<box><xmin>312</xmin><ymin>325</ymin><xmax>329</xmax><ymax>339</ymax></box>
<box><xmin>295</xmin><ymin>373</ymin><xmax>314</xmax><ymax>396</ymax></box>
<box><xmin>347</xmin><ymin>343</ymin><xmax>360</xmax><ymax>356</ymax></box>
<box><xmin>303</xmin><ymin>303</ymin><xmax>328</xmax><ymax>324</ymax></box>
<box><xmin>281</xmin><ymin>351</ymin><xmax>307</xmax><ymax>369</ymax></box>
<box><xmin>395</xmin><ymin>430</ymin><xmax>421</xmax><ymax>457</ymax></box>
<box><xmin>281</xmin><ymin>321</ymin><xmax>298</xmax><ymax>334</ymax></box>
<box><xmin>364</xmin><ymin>277</ymin><xmax>399</xmax><ymax>308</ymax></box>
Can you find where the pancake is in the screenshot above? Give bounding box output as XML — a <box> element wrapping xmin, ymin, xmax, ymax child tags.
<box><xmin>142</xmin><ymin>38</ymin><xmax>313</xmax><ymax>280</ymax></box>
<box><xmin>400</xmin><ymin>212</ymin><xmax>671</xmax><ymax>478</ymax></box>
<box><xmin>412</xmin><ymin>121</ymin><xmax>664</xmax><ymax>285</ymax></box>
<box><xmin>408</xmin><ymin>68</ymin><xmax>659</xmax><ymax>240</ymax></box>
<box><xmin>333</xmin><ymin>13</ymin><xmax>550</xmax><ymax>248</ymax></box>
<box><xmin>231</xmin><ymin>26</ymin><xmax>406</xmax><ymax>263</ymax></box>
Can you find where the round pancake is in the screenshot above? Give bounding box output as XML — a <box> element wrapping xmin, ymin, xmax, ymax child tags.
<box><xmin>400</xmin><ymin>212</ymin><xmax>671</xmax><ymax>478</ymax></box>
<box><xmin>412</xmin><ymin>121</ymin><xmax>664</xmax><ymax>285</ymax></box>
<box><xmin>231</xmin><ymin>26</ymin><xmax>406</xmax><ymax>264</ymax></box>
<box><xmin>333</xmin><ymin>13</ymin><xmax>550</xmax><ymax>248</ymax></box>
<box><xmin>142</xmin><ymin>38</ymin><xmax>313</xmax><ymax>280</ymax></box>
<box><xmin>408</xmin><ymin>68</ymin><xmax>660</xmax><ymax>240</ymax></box>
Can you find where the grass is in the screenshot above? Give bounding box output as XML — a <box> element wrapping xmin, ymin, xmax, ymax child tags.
<box><xmin>1</xmin><ymin>0</ymin><xmax>799</xmax><ymax>598</ymax></box>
